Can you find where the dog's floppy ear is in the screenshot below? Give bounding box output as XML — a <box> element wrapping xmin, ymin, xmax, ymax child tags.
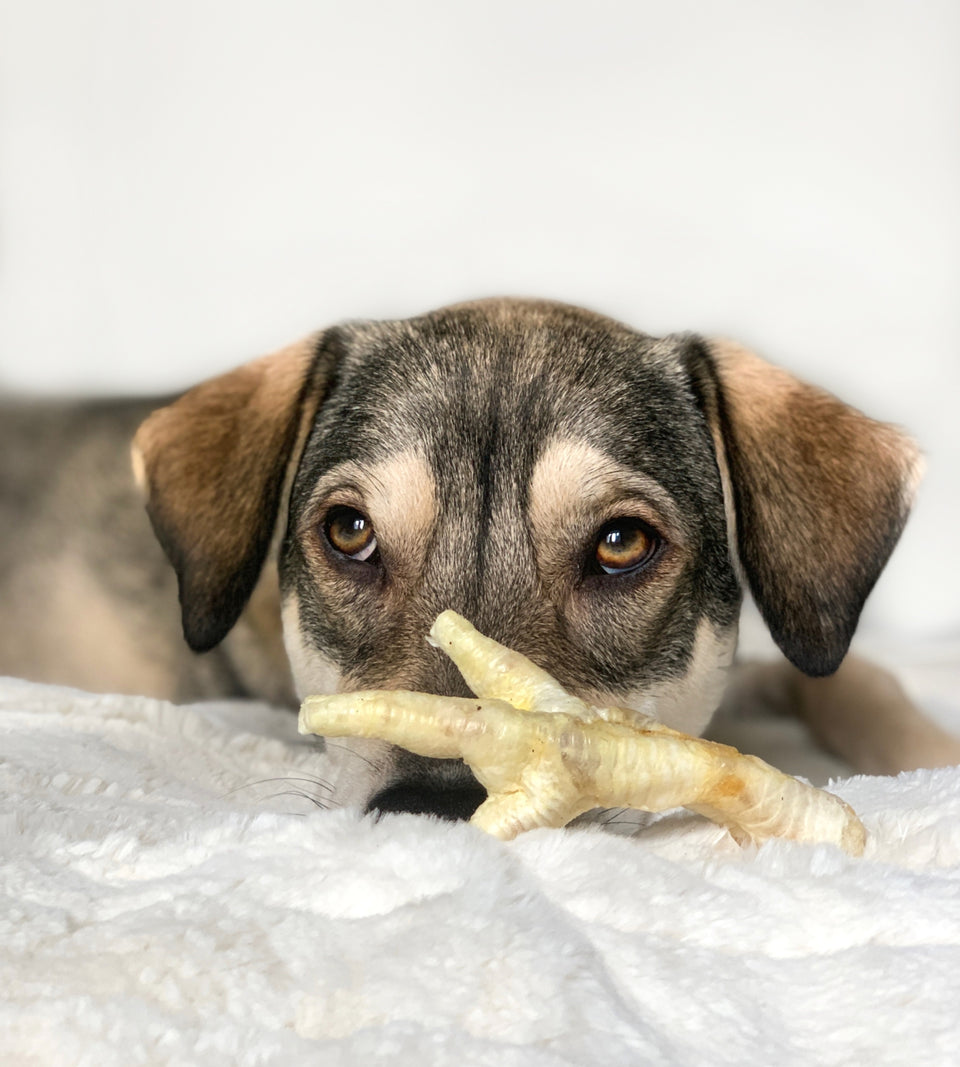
<box><xmin>686</xmin><ymin>338</ymin><xmax>922</xmax><ymax>677</ymax></box>
<box><xmin>132</xmin><ymin>332</ymin><xmax>336</xmax><ymax>653</ymax></box>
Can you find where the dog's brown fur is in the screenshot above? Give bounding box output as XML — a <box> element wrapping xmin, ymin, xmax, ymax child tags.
<box><xmin>2</xmin><ymin>299</ymin><xmax>958</xmax><ymax>817</ymax></box>
<box><xmin>704</xmin><ymin>338</ymin><xmax>923</xmax><ymax>675</ymax></box>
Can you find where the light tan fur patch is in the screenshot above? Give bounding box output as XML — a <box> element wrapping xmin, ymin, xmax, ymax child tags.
<box><xmin>282</xmin><ymin>594</ymin><xmax>343</xmax><ymax>700</ymax></box>
<box><xmin>624</xmin><ymin>619</ymin><xmax>738</xmax><ymax>736</ymax></box>
<box><xmin>134</xmin><ymin>332</ymin><xmax>322</xmax><ymax>592</ymax></box>
<box><xmin>573</xmin><ymin>619</ymin><xmax>737</xmax><ymax>737</ymax></box>
<box><xmin>300</xmin><ymin>450</ymin><xmax>437</xmax><ymax>588</ymax></box>
<box><xmin>527</xmin><ymin>437</ymin><xmax>687</xmax><ymax>578</ymax></box>
<box><xmin>4</xmin><ymin>558</ymin><xmax>178</xmax><ymax>699</ymax></box>
<box><xmin>282</xmin><ymin>591</ymin><xmax>402</xmax><ymax>806</ymax></box>
<box><xmin>708</xmin><ymin>337</ymin><xmax>924</xmax><ymax>523</ymax></box>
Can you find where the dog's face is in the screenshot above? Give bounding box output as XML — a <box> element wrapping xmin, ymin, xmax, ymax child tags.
<box><xmin>134</xmin><ymin>299</ymin><xmax>921</xmax><ymax>816</ymax></box>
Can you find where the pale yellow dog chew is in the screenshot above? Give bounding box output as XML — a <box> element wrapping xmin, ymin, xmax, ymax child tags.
<box><xmin>299</xmin><ymin>611</ymin><xmax>866</xmax><ymax>854</ymax></box>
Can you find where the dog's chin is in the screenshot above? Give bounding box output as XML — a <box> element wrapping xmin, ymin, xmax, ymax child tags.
<box><xmin>366</xmin><ymin>780</ymin><xmax>487</xmax><ymax>822</ymax></box>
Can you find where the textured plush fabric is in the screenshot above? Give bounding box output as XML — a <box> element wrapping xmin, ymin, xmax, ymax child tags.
<box><xmin>2</xmin><ymin>673</ymin><xmax>960</xmax><ymax>1066</ymax></box>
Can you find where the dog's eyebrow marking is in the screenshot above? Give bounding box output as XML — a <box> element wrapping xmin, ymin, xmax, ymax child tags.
<box><xmin>301</xmin><ymin>450</ymin><xmax>437</xmax><ymax>565</ymax></box>
<box><xmin>527</xmin><ymin>437</ymin><xmax>686</xmax><ymax>546</ymax></box>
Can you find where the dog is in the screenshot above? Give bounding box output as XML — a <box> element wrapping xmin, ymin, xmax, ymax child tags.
<box><xmin>3</xmin><ymin>298</ymin><xmax>958</xmax><ymax>818</ymax></box>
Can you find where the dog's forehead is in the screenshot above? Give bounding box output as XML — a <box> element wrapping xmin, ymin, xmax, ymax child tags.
<box><xmin>337</xmin><ymin>299</ymin><xmax>685</xmax><ymax>417</ymax></box>
<box><xmin>301</xmin><ymin>300</ymin><xmax>714</xmax><ymax>501</ymax></box>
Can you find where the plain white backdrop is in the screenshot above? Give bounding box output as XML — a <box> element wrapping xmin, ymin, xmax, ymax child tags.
<box><xmin>1</xmin><ymin>0</ymin><xmax>957</xmax><ymax>637</ymax></box>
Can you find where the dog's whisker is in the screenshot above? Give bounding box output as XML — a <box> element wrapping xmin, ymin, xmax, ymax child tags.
<box><xmin>323</xmin><ymin>739</ymin><xmax>379</xmax><ymax>771</ymax></box>
<box><xmin>263</xmin><ymin>788</ymin><xmax>332</xmax><ymax>811</ymax></box>
<box><xmin>220</xmin><ymin>775</ymin><xmax>335</xmax><ymax>800</ymax></box>
<box><xmin>221</xmin><ymin>777</ymin><xmax>335</xmax><ymax>814</ymax></box>
<box><xmin>220</xmin><ymin>781</ymin><xmax>261</xmax><ymax>799</ymax></box>
<box><xmin>252</xmin><ymin>775</ymin><xmax>335</xmax><ymax>793</ymax></box>
<box><xmin>221</xmin><ymin>778</ymin><xmax>290</xmax><ymax>800</ymax></box>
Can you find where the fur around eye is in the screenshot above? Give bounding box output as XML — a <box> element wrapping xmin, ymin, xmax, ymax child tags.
<box><xmin>324</xmin><ymin>506</ymin><xmax>379</xmax><ymax>562</ymax></box>
<box><xmin>594</xmin><ymin>517</ymin><xmax>659</xmax><ymax>575</ymax></box>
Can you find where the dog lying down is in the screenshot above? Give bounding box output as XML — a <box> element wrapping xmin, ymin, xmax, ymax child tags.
<box><xmin>2</xmin><ymin>298</ymin><xmax>959</xmax><ymax>825</ymax></box>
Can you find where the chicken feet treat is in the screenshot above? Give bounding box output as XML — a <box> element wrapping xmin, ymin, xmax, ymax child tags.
<box><xmin>299</xmin><ymin>611</ymin><xmax>866</xmax><ymax>854</ymax></box>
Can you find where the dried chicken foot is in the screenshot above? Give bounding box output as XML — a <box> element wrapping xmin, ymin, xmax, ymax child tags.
<box><xmin>299</xmin><ymin>611</ymin><xmax>866</xmax><ymax>855</ymax></box>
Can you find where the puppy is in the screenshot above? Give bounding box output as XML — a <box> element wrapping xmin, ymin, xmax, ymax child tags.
<box><xmin>2</xmin><ymin>298</ymin><xmax>957</xmax><ymax>817</ymax></box>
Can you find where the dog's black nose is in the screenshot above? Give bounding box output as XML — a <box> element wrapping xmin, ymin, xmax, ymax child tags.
<box><xmin>366</xmin><ymin>781</ymin><xmax>487</xmax><ymax>822</ymax></box>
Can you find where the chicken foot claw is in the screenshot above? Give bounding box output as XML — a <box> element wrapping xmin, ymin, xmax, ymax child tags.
<box><xmin>299</xmin><ymin>611</ymin><xmax>866</xmax><ymax>854</ymax></box>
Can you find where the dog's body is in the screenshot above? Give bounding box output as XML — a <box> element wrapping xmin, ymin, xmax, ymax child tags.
<box><xmin>0</xmin><ymin>398</ymin><xmax>295</xmax><ymax>707</ymax></box>
<box><xmin>3</xmin><ymin>299</ymin><xmax>958</xmax><ymax>816</ymax></box>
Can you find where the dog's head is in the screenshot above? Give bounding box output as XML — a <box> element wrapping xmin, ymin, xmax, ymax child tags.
<box><xmin>133</xmin><ymin>299</ymin><xmax>921</xmax><ymax>816</ymax></box>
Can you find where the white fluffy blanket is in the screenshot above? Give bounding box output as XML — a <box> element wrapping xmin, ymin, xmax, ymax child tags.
<box><xmin>3</xmin><ymin>671</ymin><xmax>960</xmax><ymax>1066</ymax></box>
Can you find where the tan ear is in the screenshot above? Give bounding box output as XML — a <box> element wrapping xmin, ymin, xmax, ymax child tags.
<box><xmin>132</xmin><ymin>332</ymin><xmax>333</xmax><ymax>653</ymax></box>
<box><xmin>689</xmin><ymin>338</ymin><xmax>923</xmax><ymax>677</ymax></box>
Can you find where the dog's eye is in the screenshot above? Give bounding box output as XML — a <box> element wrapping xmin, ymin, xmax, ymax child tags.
<box><xmin>594</xmin><ymin>518</ymin><xmax>659</xmax><ymax>575</ymax></box>
<box><xmin>323</xmin><ymin>506</ymin><xmax>379</xmax><ymax>562</ymax></box>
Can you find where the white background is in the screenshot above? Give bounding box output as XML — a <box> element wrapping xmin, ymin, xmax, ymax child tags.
<box><xmin>1</xmin><ymin>0</ymin><xmax>957</xmax><ymax>638</ymax></box>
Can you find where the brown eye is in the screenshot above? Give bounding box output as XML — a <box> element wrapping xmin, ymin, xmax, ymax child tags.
<box><xmin>594</xmin><ymin>518</ymin><xmax>659</xmax><ymax>575</ymax></box>
<box><xmin>324</xmin><ymin>506</ymin><xmax>378</xmax><ymax>562</ymax></box>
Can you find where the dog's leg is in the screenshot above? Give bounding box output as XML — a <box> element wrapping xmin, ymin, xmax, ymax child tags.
<box><xmin>718</xmin><ymin>657</ymin><xmax>960</xmax><ymax>776</ymax></box>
